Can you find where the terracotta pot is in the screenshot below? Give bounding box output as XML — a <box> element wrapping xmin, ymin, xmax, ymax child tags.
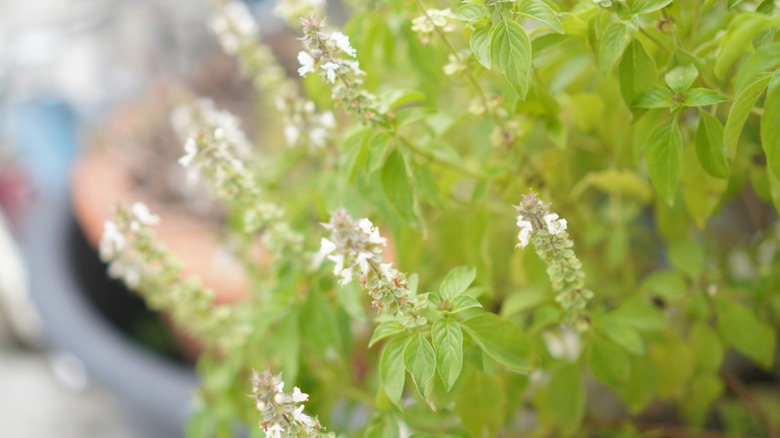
<box><xmin>71</xmin><ymin>149</ymin><xmax>255</xmax><ymax>359</ymax></box>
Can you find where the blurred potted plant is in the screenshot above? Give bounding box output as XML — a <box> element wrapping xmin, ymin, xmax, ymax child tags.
<box><xmin>97</xmin><ymin>0</ymin><xmax>780</xmax><ymax>437</ymax></box>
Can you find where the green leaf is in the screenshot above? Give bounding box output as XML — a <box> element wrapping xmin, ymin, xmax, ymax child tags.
<box><xmin>570</xmin><ymin>169</ymin><xmax>653</xmax><ymax>204</ymax></box>
<box><xmin>440</xmin><ymin>266</ymin><xmax>477</xmax><ymax>301</ymax></box>
<box><xmin>714</xmin><ymin>14</ymin><xmax>780</xmax><ymax>79</ymax></box>
<box><xmin>640</xmin><ymin>270</ymin><xmax>687</xmax><ymax>299</ymax></box>
<box><xmin>727</xmin><ymin>0</ymin><xmax>746</xmax><ymax>8</ymax></box>
<box><xmin>634</xmin><ymin>87</ymin><xmax>673</xmax><ymax>108</ymax></box>
<box><xmin>455</xmin><ymin>4</ymin><xmax>486</xmax><ymax>21</ymax></box>
<box><xmin>631</xmin><ymin>0</ymin><xmax>673</xmax><ymax>14</ymax></box>
<box><xmin>378</xmin><ymin>89</ymin><xmax>425</xmax><ymax>113</ymax></box>
<box><xmin>394</xmin><ymin>107</ymin><xmax>436</xmax><ymax>126</ymax></box>
<box><xmin>683</xmin><ymin>373</ymin><xmax>724</xmax><ymax>426</ymax></box>
<box><xmin>668</xmin><ymin>240</ymin><xmax>704</xmax><ymax>278</ymax></box>
<box><xmin>404</xmin><ymin>332</ymin><xmax>437</xmax><ymax>397</ymax></box>
<box><xmin>367</xmin><ymin>132</ymin><xmax>393</xmax><ymax>175</ymax></box>
<box><xmin>381</xmin><ymin>149</ymin><xmax>418</xmax><ymax>225</ymax></box>
<box><xmin>646</xmin><ymin>118</ymin><xmax>683</xmax><ymax>205</ymax></box>
<box><xmin>603</xmin><ymin>321</ymin><xmax>646</xmax><ymax>355</ymax></box>
<box><xmin>549</xmin><ymin>363</ymin><xmax>585</xmax><ymax>435</ymax></box>
<box><xmin>724</xmin><ymin>73</ymin><xmax>771</xmax><ymax>160</ymax></box>
<box><xmin>589</xmin><ymin>336</ymin><xmax>631</xmax><ymax>386</ymax></box>
<box><xmin>651</xmin><ymin>333</ymin><xmax>695</xmax><ymax>398</ymax></box>
<box><xmin>301</xmin><ymin>289</ymin><xmax>342</xmax><ymax>356</ymax></box>
<box><xmin>451</xmin><ymin>295</ymin><xmax>484</xmax><ymax>313</ymax></box>
<box><xmin>769</xmin><ymin>167</ymin><xmax>780</xmax><ymax>212</ymax></box>
<box><xmin>665</xmin><ymin>64</ymin><xmax>698</xmax><ymax>92</ymax></box>
<box><xmin>681</xmin><ymin>139</ymin><xmax>729</xmax><ymax>229</ymax></box>
<box><xmin>380</xmin><ymin>336</ymin><xmax>410</xmax><ymax>409</ymax></box>
<box><xmin>369</xmin><ymin>320</ymin><xmax>406</xmax><ymax>348</ymax></box>
<box><xmin>432</xmin><ymin>319</ymin><xmax>464</xmax><ymax>391</ymax></box>
<box><xmin>618</xmin><ymin>39</ymin><xmax>658</xmax><ymax>109</ymax></box>
<box><xmin>490</xmin><ymin>18</ymin><xmax>532</xmax><ymax>98</ymax></box>
<box><xmin>459</xmin><ymin>313</ymin><xmax>533</xmax><ymax>371</ymax></box>
<box><xmin>455</xmin><ymin>367</ymin><xmax>505</xmax><ymax>437</ymax></box>
<box><xmin>733</xmin><ymin>45</ymin><xmax>780</xmax><ymax>94</ymax></box>
<box><xmin>683</xmin><ymin>88</ymin><xmax>728</xmax><ymax>107</ymax></box>
<box><xmin>695</xmin><ymin>111</ymin><xmax>729</xmax><ymax>178</ymax></box>
<box><xmin>340</xmin><ymin>129</ymin><xmax>370</xmax><ymax>182</ymax></box>
<box><xmin>599</xmin><ymin>22</ymin><xmax>629</xmax><ymax>74</ymax></box>
<box><xmin>273</xmin><ymin>309</ymin><xmax>300</xmax><ymax>385</ymax></box>
<box><xmin>761</xmin><ymin>71</ymin><xmax>780</xmax><ymax>181</ymax></box>
<box><xmin>618</xmin><ymin>353</ymin><xmax>659</xmax><ymax>413</ymax></box>
<box><xmin>364</xmin><ymin>413</ymin><xmax>400</xmax><ymax>438</ymax></box>
<box><xmin>690</xmin><ymin>322</ymin><xmax>725</xmax><ymax>373</ymax></box>
<box><xmin>469</xmin><ymin>26</ymin><xmax>492</xmax><ymax>69</ymax></box>
<box><xmin>609</xmin><ymin>298</ymin><xmax>666</xmax><ymax>331</ymax></box>
<box><xmin>519</xmin><ymin>0</ymin><xmax>564</xmax><ymax>34</ymax></box>
<box><xmin>717</xmin><ymin>299</ymin><xmax>776</xmax><ymax>369</ymax></box>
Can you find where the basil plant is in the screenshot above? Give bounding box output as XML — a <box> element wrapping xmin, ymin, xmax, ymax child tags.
<box><xmin>100</xmin><ymin>0</ymin><xmax>780</xmax><ymax>436</ymax></box>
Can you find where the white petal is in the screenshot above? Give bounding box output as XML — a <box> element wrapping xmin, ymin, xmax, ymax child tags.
<box><xmin>283</xmin><ymin>124</ymin><xmax>300</xmax><ymax>146</ymax></box>
<box><xmin>357</xmin><ymin>218</ymin><xmax>373</xmax><ymax>234</ymax></box>
<box><xmin>292</xmin><ymin>387</ymin><xmax>309</xmax><ymax>403</ymax></box>
<box><xmin>516</xmin><ymin>227</ymin><xmax>531</xmax><ymax>249</ymax></box>
<box><xmin>328</xmin><ymin>254</ymin><xmax>344</xmax><ymax>275</ymax></box>
<box><xmin>339</xmin><ymin>267</ymin><xmax>353</xmax><ymax>285</ymax></box>
<box><xmin>380</xmin><ymin>262</ymin><xmax>394</xmax><ymax>280</ymax></box>
<box><xmin>297</xmin><ymin>51</ymin><xmax>315</xmax><ymax>77</ymax></box>
<box><xmin>319</xmin><ymin>238</ymin><xmax>337</xmax><ymax>256</ymax></box>
<box><xmin>322</xmin><ymin>62</ymin><xmax>339</xmax><ymax>83</ymax></box>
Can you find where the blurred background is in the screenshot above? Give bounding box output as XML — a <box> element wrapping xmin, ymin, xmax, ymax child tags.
<box><xmin>0</xmin><ymin>0</ymin><xmax>287</xmax><ymax>436</ymax></box>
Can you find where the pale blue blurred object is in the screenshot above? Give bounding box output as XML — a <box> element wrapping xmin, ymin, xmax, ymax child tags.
<box><xmin>11</xmin><ymin>100</ymin><xmax>78</xmax><ymax>192</ymax></box>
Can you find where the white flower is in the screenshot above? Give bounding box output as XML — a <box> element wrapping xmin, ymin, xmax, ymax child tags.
<box><xmin>339</xmin><ymin>267</ymin><xmax>353</xmax><ymax>286</ymax></box>
<box><xmin>542</xmin><ymin>328</ymin><xmax>581</xmax><ymax>362</ymax></box>
<box><xmin>411</xmin><ymin>15</ymin><xmax>434</xmax><ymax>34</ymax></box>
<box><xmin>329</xmin><ymin>32</ymin><xmax>356</xmax><ymax>57</ymax></box>
<box><xmin>516</xmin><ymin>217</ymin><xmax>533</xmax><ymax>249</ymax></box>
<box><xmin>274</xmin><ymin>380</ymin><xmax>285</xmax><ymax>393</ymax></box>
<box><xmin>99</xmin><ymin>220</ymin><xmax>125</xmax><ymax>259</ymax></box>
<box><xmin>309</xmin><ymin>128</ymin><xmax>328</xmax><ymax>148</ymax></box>
<box><xmin>297</xmin><ymin>51</ymin><xmax>316</xmax><ymax>77</ymax></box>
<box><xmin>319</xmin><ymin>238</ymin><xmax>337</xmax><ymax>256</ymax></box>
<box><xmin>292</xmin><ymin>387</ymin><xmax>309</xmax><ymax>403</ymax></box>
<box><xmin>443</xmin><ymin>54</ymin><xmax>466</xmax><ymax>76</ymax></box>
<box><xmin>256</xmin><ymin>399</ymin><xmax>266</xmax><ymax>411</ymax></box>
<box><xmin>292</xmin><ymin>405</ymin><xmax>317</xmax><ymax>428</ymax></box>
<box><xmin>369</xmin><ymin>229</ymin><xmax>387</xmax><ymax>245</ymax></box>
<box><xmin>265</xmin><ymin>423</ymin><xmax>284</xmax><ymax>438</ymax></box>
<box><xmin>328</xmin><ymin>253</ymin><xmax>345</xmax><ymax>275</ymax></box>
<box><xmin>347</xmin><ymin>60</ymin><xmax>365</xmax><ymax>76</ymax></box>
<box><xmin>380</xmin><ymin>262</ymin><xmax>394</xmax><ymax>280</ymax></box>
<box><xmin>357</xmin><ymin>218</ymin><xmax>374</xmax><ymax>234</ymax></box>
<box><xmin>322</xmin><ymin>62</ymin><xmax>339</xmax><ymax>83</ymax></box>
<box><xmin>179</xmin><ymin>137</ymin><xmax>198</xmax><ymax>167</ymax></box>
<box><xmin>544</xmin><ymin>213</ymin><xmax>567</xmax><ymax>235</ymax></box>
<box><xmin>356</xmin><ymin>251</ymin><xmax>374</xmax><ymax>275</ymax></box>
<box><xmin>283</xmin><ymin>123</ymin><xmax>301</xmax><ymax>146</ymax></box>
<box><xmin>132</xmin><ymin>202</ymin><xmax>160</xmax><ymax>225</ymax></box>
<box><xmin>319</xmin><ymin>111</ymin><xmax>335</xmax><ymax>128</ymax></box>
<box><xmin>223</xmin><ymin>0</ymin><xmax>258</xmax><ymax>37</ymax></box>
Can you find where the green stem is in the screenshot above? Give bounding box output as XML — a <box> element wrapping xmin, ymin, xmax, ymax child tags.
<box><xmin>413</xmin><ymin>0</ymin><xmax>492</xmax><ymax>116</ymax></box>
<box><xmin>639</xmin><ymin>27</ymin><xmax>671</xmax><ymax>54</ymax></box>
<box><xmin>397</xmin><ymin>135</ymin><xmax>487</xmax><ymax>180</ymax></box>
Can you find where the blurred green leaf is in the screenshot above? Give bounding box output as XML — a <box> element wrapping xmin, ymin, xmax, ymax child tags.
<box><xmin>646</xmin><ymin>118</ymin><xmax>683</xmax><ymax>205</ymax></box>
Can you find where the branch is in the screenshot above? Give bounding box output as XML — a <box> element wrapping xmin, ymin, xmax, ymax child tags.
<box><xmin>721</xmin><ymin>370</ymin><xmax>778</xmax><ymax>438</ymax></box>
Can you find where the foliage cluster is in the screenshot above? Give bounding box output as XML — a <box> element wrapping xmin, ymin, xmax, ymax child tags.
<box><xmin>103</xmin><ymin>0</ymin><xmax>780</xmax><ymax>436</ymax></box>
